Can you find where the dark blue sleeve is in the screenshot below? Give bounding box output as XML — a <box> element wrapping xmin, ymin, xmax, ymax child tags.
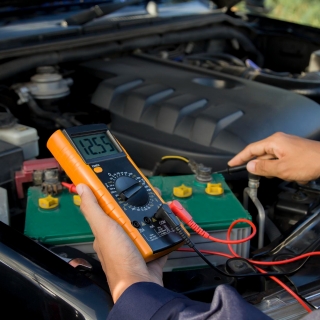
<box><xmin>107</xmin><ymin>282</ymin><xmax>273</xmax><ymax>320</ymax></box>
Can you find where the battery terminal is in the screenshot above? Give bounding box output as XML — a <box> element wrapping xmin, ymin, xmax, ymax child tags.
<box><xmin>73</xmin><ymin>195</ymin><xmax>81</xmax><ymax>206</ymax></box>
<box><xmin>205</xmin><ymin>183</ymin><xmax>224</xmax><ymax>196</ymax></box>
<box><xmin>38</xmin><ymin>194</ymin><xmax>59</xmax><ymax>209</ymax></box>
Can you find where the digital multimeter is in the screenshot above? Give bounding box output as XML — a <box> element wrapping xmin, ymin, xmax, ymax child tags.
<box><xmin>47</xmin><ymin>124</ymin><xmax>184</xmax><ymax>262</ymax></box>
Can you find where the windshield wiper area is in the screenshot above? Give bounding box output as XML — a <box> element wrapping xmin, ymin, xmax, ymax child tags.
<box><xmin>61</xmin><ymin>0</ymin><xmax>147</xmax><ymax>26</ymax></box>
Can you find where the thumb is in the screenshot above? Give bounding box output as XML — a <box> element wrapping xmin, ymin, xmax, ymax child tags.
<box><xmin>247</xmin><ymin>159</ymin><xmax>278</xmax><ymax>177</ymax></box>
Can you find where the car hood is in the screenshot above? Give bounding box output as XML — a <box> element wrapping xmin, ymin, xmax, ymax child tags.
<box><xmin>0</xmin><ymin>0</ymin><xmax>241</xmax><ymax>10</ymax></box>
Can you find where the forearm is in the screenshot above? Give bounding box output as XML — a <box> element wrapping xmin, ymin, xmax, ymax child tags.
<box><xmin>107</xmin><ymin>282</ymin><xmax>209</xmax><ymax>320</ymax></box>
<box><xmin>107</xmin><ymin>283</ymin><xmax>273</xmax><ymax>320</ymax></box>
<box><xmin>105</xmin><ymin>270</ymin><xmax>155</xmax><ymax>302</ymax></box>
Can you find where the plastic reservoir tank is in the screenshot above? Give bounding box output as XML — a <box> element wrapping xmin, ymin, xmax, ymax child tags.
<box><xmin>0</xmin><ymin>111</ymin><xmax>39</xmax><ymax>160</ymax></box>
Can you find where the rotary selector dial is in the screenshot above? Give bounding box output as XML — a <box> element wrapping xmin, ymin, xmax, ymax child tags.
<box><xmin>115</xmin><ymin>176</ymin><xmax>149</xmax><ymax>207</ymax></box>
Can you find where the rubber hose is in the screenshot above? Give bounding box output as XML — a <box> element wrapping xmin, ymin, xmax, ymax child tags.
<box><xmin>27</xmin><ymin>97</ymin><xmax>73</xmax><ymax>128</ymax></box>
<box><xmin>0</xmin><ymin>27</ymin><xmax>262</xmax><ymax>80</ymax></box>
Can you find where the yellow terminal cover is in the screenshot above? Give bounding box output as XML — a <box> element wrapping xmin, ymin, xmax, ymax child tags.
<box><xmin>173</xmin><ymin>184</ymin><xmax>193</xmax><ymax>198</ymax></box>
<box><xmin>73</xmin><ymin>195</ymin><xmax>81</xmax><ymax>206</ymax></box>
<box><xmin>205</xmin><ymin>183</ymin><xmax>224</xmax><ymax>196</ymax></box>
<box><xmin>38</xmin><ymin>195</ymin><xmax>59</xmax><ymax>209</ymax></box>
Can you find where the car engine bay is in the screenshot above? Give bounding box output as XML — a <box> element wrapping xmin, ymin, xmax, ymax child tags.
<box><xmin>1</xmin><ymin>4</ymin><xmax>320</xmax><ymax>319</ymax></box>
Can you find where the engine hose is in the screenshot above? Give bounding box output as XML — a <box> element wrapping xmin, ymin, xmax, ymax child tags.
<box><xmin>27</xmin><ymin>96</ymin><xmax>73</xmax><ymax>128</ymax></box>
<box><xmin>0</xmin><ymin>43</ymin><xmax>120</xmax><ymax>81</ymax></box>
<box><xmin>205</xmin><ymin>64</ymin><xmax>320</xmax><ymax>99</ymax></box>
<box><xmin>161</xmin><ymin>26</ymin><xmax>264</xmax><ymax>66</ymax></box>
<box><xmin>253</xmin><ymin>72</ymin><xmax>320</xmax><ymax>99</ymax></box>
<box><xmin>0</xmin><ymin>26</ymin><xmax>262</xmax><ymax>80</ymax></box>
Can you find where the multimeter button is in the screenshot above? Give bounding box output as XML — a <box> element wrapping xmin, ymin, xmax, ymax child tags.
<box><xmin>132</xmin><ymin>221</ymin><xmax>140</xmax><ymax>228</ymax></box>
<box><xmin>93</xmin><ymin>167</ymin><xmax>103</xmax><ymax>173</ymax></box>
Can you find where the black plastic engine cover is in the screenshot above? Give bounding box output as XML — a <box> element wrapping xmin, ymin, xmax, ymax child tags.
<box><xmin>83</xmin><ymin>55</ymin><xmax>320</xmax><ymax>171</ymax></box>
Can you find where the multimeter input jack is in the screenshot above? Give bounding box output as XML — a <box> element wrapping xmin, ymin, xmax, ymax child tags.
<box><xmin>131</xmin><ymin>221</ymin><xmax>141</xmax><ymax>228</ymax></box>
<box><xmin>144</xmin><ymin>217</ymin><xmax>151</xmax><ymax>224</ymax></box>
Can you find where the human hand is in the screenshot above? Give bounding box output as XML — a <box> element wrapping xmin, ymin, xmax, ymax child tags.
<box><xmin>228</xmin><ymin>132</ymin><xmax>320</xmax><ymax>184</ymax></box>
<box><xmin>76</xmin><ymin>183</ymin><xmax>167</xmax><ymax>302</ymax></box>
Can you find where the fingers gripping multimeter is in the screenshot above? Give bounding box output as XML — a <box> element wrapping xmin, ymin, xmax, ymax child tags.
<box><xmin>47</xmin><ymin>124</ymin><xmax>184</xmax><ymax>262</ymax></box>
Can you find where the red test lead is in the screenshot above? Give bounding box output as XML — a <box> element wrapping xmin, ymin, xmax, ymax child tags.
<box><xmin>169</xmin><ymin>200</ymin><xmax>256</xmax><ymax>244</ymax></box>
<box><xmin>61</xmin><ymin>182</ymin><xmax>77</xmax><ymax>194</ymax></box>
<box><xmin>169</xmin><ymin>200</ymin><xmax>193</xmax><ymax>224</ymax></box>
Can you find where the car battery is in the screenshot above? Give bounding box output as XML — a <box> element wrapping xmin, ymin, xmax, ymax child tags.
<box><xmin>24</xmin><ymin>187</ymin><xmax>94</xmax><ymax>250</ymax></box>
<box><xmin>24</xmin><ymin>174</ymin><xmax>251</xmax><ymax>272</ymax></box>
<box><xmin>148</xmin><ymin>174</ymin><xmax>251</xmax><ymax>271</ymax></box>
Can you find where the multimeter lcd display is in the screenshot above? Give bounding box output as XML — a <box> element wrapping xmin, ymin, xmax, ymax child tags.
<box><xmin>72</xmin><ymin>132</ymin><xmax>119</xmax><ymax>161</ymax></box>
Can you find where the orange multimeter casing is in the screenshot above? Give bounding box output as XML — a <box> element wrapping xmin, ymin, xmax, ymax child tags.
<box><xmin>47</xmin><ymin>123</ymin><xmax>184</xmax><ymax>262</ymax></box>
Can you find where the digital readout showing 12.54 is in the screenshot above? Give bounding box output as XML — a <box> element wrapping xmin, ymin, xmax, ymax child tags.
<box><xmin>72</xmin><ymin>133</ymin><xmax>119</xmax><ymax>161</ymax></box>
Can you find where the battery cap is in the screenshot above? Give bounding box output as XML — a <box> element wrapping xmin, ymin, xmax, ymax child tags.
<box><xmin>205</xmin><ymin>183</ymin><xmax>224</xmax><ymax>196</ymax></box>
<box><xmin>38</xmin><ymin>195</ymin><xmax>59</xmax><ymax>209</ymax></box>
<box><xmin>173</xmin><ymin>184</ymin><xmax>192</xmax><ymax>198</ymax></box>
<box><xmin>73</xmin><ymin>194</ymin><xmax>81</xmax><ymax>206</ymax></box>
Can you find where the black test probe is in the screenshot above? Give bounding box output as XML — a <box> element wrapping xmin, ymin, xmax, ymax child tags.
<box><xmin>215</xmin><ymin>164</ymin><xmax>248</xmax><ymax>174</ymax></box>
